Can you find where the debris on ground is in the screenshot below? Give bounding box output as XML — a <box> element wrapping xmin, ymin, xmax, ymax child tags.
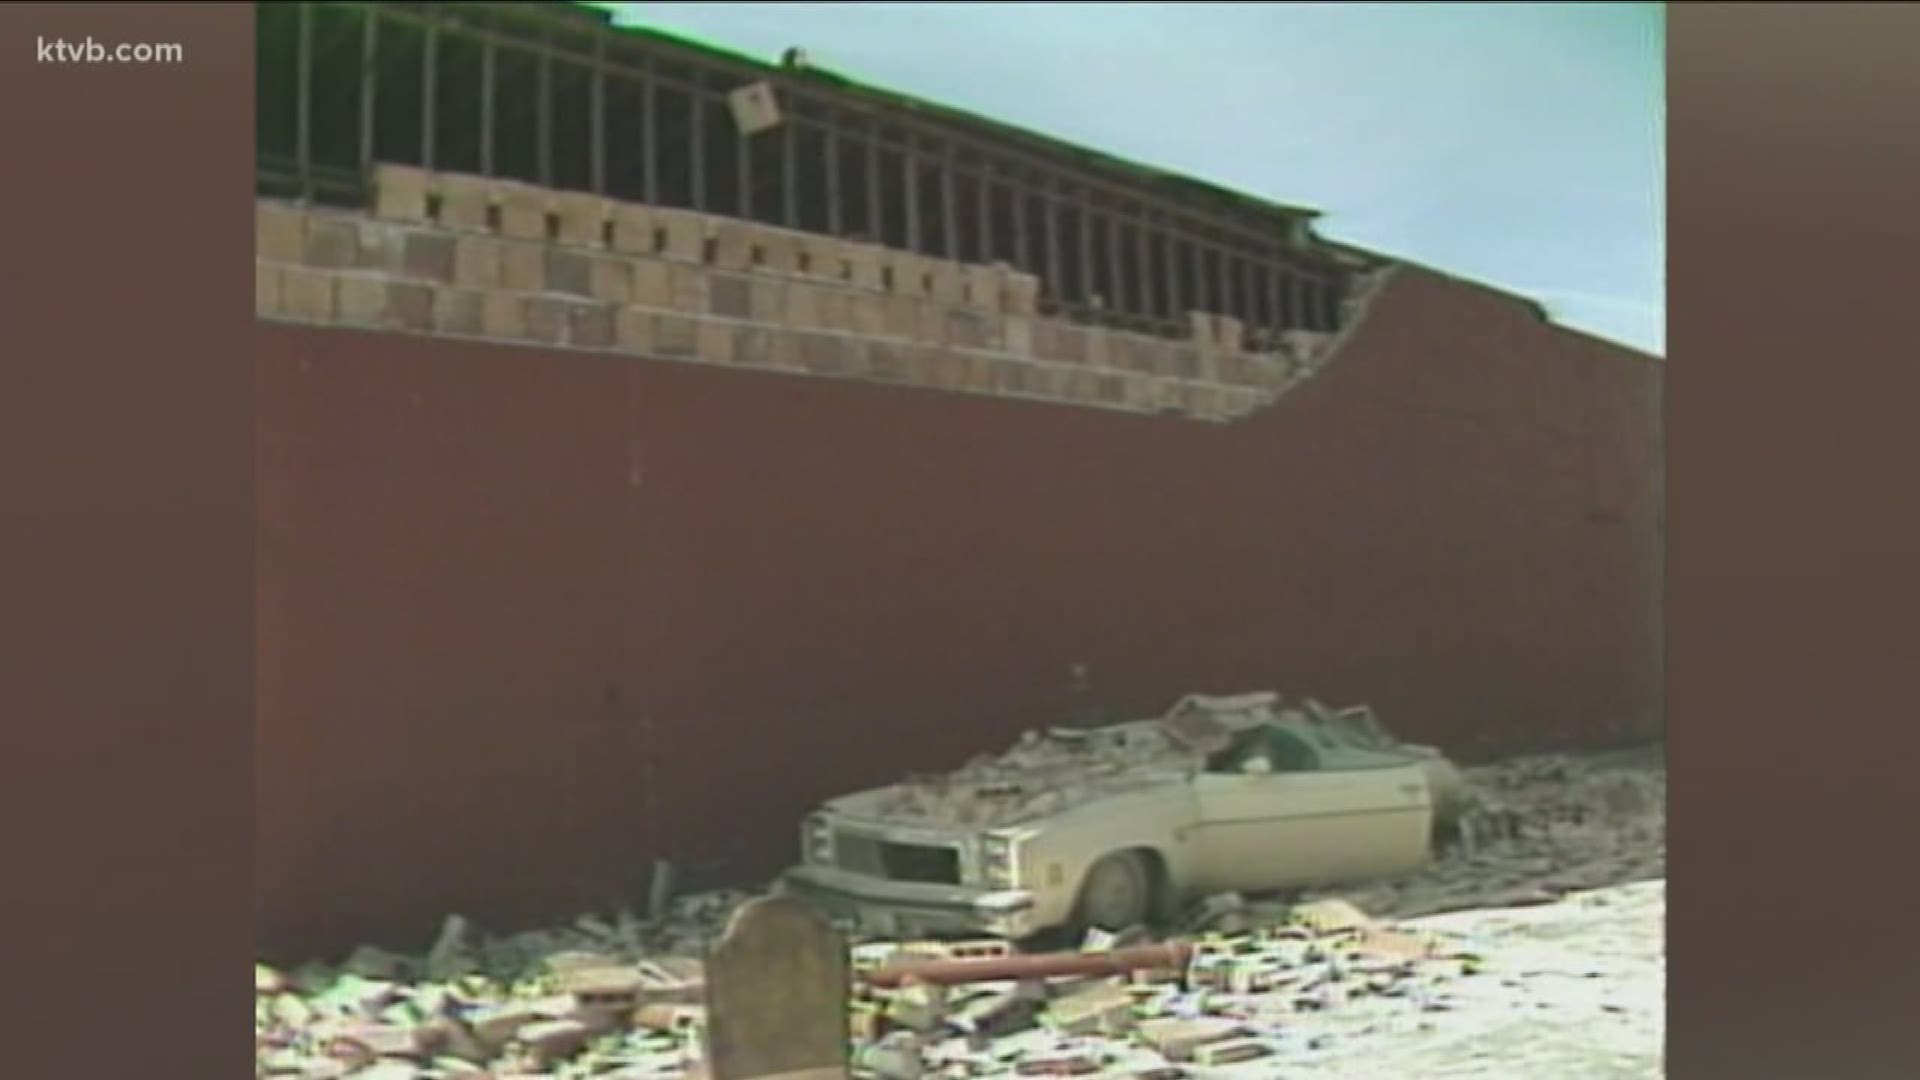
<box><xmin>256</xmin><ymin>743</ymin><xmax>1663</xmax><ymax>1078</ymax></box>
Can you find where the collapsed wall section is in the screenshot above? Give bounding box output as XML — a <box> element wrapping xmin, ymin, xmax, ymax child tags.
<box><xmin>255</xmin><ymin>176</ymin><xmax>1661</xmax><ymax>959</ymax></box>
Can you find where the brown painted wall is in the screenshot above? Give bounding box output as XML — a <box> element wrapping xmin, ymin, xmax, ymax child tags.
<box><xmin>255</xmin><ymin>267</ymin><xmax>1662</xmax><ymax>956</ymax></box>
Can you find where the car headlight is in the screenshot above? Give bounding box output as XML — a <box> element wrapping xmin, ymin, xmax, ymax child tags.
<box><xmin>804</xmin><ymin>816</ymin><xmax>835</xmax><ymax>865</ymax></box>
<box><xmin>979</xmin><ymin>831</ymin><xmax>1019</xmax><ymax>887</ymax></box>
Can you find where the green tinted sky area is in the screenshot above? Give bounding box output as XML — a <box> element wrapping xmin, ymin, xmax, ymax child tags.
<box><xmin>589</xmin><ymin>3</ymin><xmax>1664</xmax><ymax>355</ymax></box>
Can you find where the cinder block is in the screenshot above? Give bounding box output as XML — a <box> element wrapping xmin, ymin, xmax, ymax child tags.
<box><xmin>1014</xmin><ymin>360</ymin><xmax>1048</xmax><ymax>396</ymax></box>
<box><xmin>338</xmin><ymin>276</ymin><xmax>434</xmax><ymax>331</ymax></box>
<box><xmin>964</xmin><ymin>353</ymin><xmax>996</xmax><ymax>393</ymax></box>
<box><xmin>749</xmin><ymin>278</ymin><xmax>785</xmax><ymax>323</ymax></box>
<box><xmin>798</xmin><ymin>333</ymin><xmax>849</xmax><ymax>376</ymax></box>
<box><xmin>668</xmin><ymin>264</ymin><xmax>709</xmax><ymax>313</ymax></box>
<box><xmin>708</xmin><ymin>273</ymin><xmax>751</xmax><ymax>319</ymax></box>
<box><xmin>758</xmin><ymin>229</ymin><xmax>804</xmax><ymax>275</ymax></box>
<box><xmin>402</xmin><ymin>231</ymin><xmax>457</xmax><ymax>283</ymax></box>
<box><xmin>256</xmin><ymin>203</ymin><xmax>305</xmax><ymax>263</ymax></box>
<box><xmin>553</xmin><ymin>192</ymin><xmax>612</xmax><ymax>248</ymax></box>
<box><xmin>609</xmin><ymin>205</ymin><xmax>656</xmax><ymax>257</ymax></box>
<box><xmin>1003</xmin><ymin>270</ymin><xmax>1040</xmax><ymax>315</ymax></box>
<box><xmin>926</xmin><ymin>262</ymin><xmax>966</xmax><ymax>305</ymax></box>
<box><xmin>800</xmin><ymin>236</ymin><xmax>851</xmax><ymax>282</ymax></box>
<box><xmin>630</xmin><ymin>259</ymin><xmax>672</xmax><ymax>308</ymax></box>
<box><xmin>882</xmin><ymin>294</ymin><xmax>917</xmax><ymax>338</ymax></box>
<box><xmin>502</xmin><ymin>243</ymin><xmax>545</xmax><ymax>293</ymax></box>
<box><xmin>1169</xmin><ymin>345</ymin><xmax>1202</xmax><ymax>380</ymax></box>
<box><xmin>818</xmin><ymin>288</ymin><xmax>855</xmax><ymax>332</ymax></box>
<box><xmin>1002</xmin><ymin>315</ymin><xmax>1033</xmax><ymax>357</ymax></box>
<box><xmin>254</xmin><ymin>263</ymin><xmax>281</xmax><ymax>316</ymax></box>
<box><xmin>1185</xmin><ymin>384</ymin><xmax>1217</xmax><ymax>420</ymax></box>
<box><xmin>888</xmin><ymin>253</ymin><xmax>935</xmax><ymax>297</ymax></box>
<box><xmin>887</xmin><ymin>341</ymin><xmax>924</xmax><ymax>382</ymax></box>
<box><xmin>353</xmin><ymin>220</ymin><xmax>406</xmax><ymax>273</ymax></box>
<box><xmin>845</xmin><ymin>243</ymin><xmax>887</xmax><ymax>291</ymax></box>
<box><xmin>960</xmin><ymin>265</ymin><xmax>1004</xmax><ymax>311</ymax></box>
<box><xmin>839</xmin><ymin>337</ymin><xmax>874</xmax><ymax>379</ymax></box>
<box><xmin>1137</xmin><ymin>377</ymin><xmax>1170</xmax><ymax>411</ymax></box>
<box><xmin>728</xmin><ymin>81</ymin><xmax>782</xmax><ymax>136</ymax></box>
<box><xmin>1030</xmin><ymin>319</ymin><xmax>1057</xmax><ymax>360</ymax></box>
<box><xmin>546</xmin><ymin>249</ymin><xmax>594</xmax><ymax>298</ymax></box>
<box><xmin>1071</xmin><ymin>368</ymin><xmax>1107</xmax><ymax>406</ymax></box>
<box><xmin>435</xmin><ymin>174</ymin><xmax>494</xmax><ymax>232</ymax></box>
<box><xmin>1215</xmin><ymin>315</ymin><xmax>1244</xmax><ymax>353</ymax></box>
<box><xmin>711</xmin><ymin>220</ymin><xmax>756</xmax><ymax>271</ymax></box>
<box><xmin>1137</xmin><ymin>339</ymin><xmax>1174</xmax><ymax>377</ymax></box>
<box><xmin>481</xmin><ymin>293</ymin><xmax>526</xmax><ymax>339</ymax></box>
<box><xmin>917</xmin><ymin>347</ymin><xmax>957</xmax><ymax>390</ymax></box>
<box><xmin>303</xmin><ymin>217</ymin><xmax>359</xmax><ymax>270</ymax></box>
<box><xmin>695</xmin><ymin>318</ymin><xmax>734</xmax><ymax>363</ymax></box>
<box><xmin>767</xmin><ymin>326</ymin><xmax>804</xmax><ymax>369</ymax></box>
<box><xmin>1040</xmin><ymin>365</ymin><xmax>1073</xmax><ymax>401</ymax></box>
<box><xmin>656</xmin><ymin>314</ymin><xmax>698</xmax><ymax>358</ymax></box>
<box><xmin>279</xmin><ymin>267</ymin><xmax>334</xmax><ymax>321</ymax></box>
<box><xmin>372</xmin><ymin>164</ymin><xmax>432</xmax><ymax>223</ymax></box>
<box><xmin>1048</xmin><ymin>323</ymin><xmax>1089</xmax><ymax>364</ymax></box>
<box><xmin>1186</xmin><ymin>310</ymin><xmax>1215</xmax><ymax>347</ymax></box>
<box><xmin>733</xmin><ymin>325</ymin><xmax>772</xmax><ymax>366</ymax></box>
<box><xmin>390</xmin><ymin>280</ymin><xmax>437</xmax><ymax>332</ymax></box>
<box><xmin>849</xmin><ymin>292</ymin><xmax>886</xmax><ymax>336</ymax></box>
<box><xmin>452</xmin><ymin>236</ymin><xmax>503</xmax><ymax>290</ymax></box>
<box><xmin>587</xmin><ymin>253</ymin><xmax>633</xmax><ymax>299</ymax></box>
<box><xmin>1134</xmin><ymin>336</ymin><xmax>1171</xmax><ymax>375</ymax></box>
<box><xmin>913</xmin><ymin>301</ymin><xmax>945</xmax><ymax>344</ymax></box>
<box><xmin>334</xmin><ymin>275</ymin><xmax>383</xmax><ymax>325</ymax></box>
<box><xmin>829</xmin><ymin>287</ymin><xmax>866</xmax><ymax>333</ymax></box>
<box><xmin>1083</xmin><ymin>326</ymin><xmax>1111</xmax><ymax>368</ymax></box>
<box><xmin>784</xmin><ymin>281</ymin><xmax>823</xmax><ymax>329</ymax></box>
<box><xmin>572</xmin><ymin>302</ymin><xmax>616</xmax><ymax>349</ymax></box>
<box><xmin>524</xmin><ymin>298</ymin><xmax>569</xmax><ymax>343</ymax></box>
<box><xmin>653</xmin><ymin>208</ymin><xmax>708</xmax><ymax>262</ymax></box>
<box><xmin>496</xmin><ymin>182</ymin><xmax>553</xmax><ymax>241</ymax></box>
<box><xmin>432</xmin><ymin>287</ymin><xmax>486</xmax><ymax>335</ymax></box>
<box><xmin>945</xmin><ymin>307</ymin><xmax>997</xmax><ymax>350</ymax></box>
<box><xmin>615</xmin><ymin>307</ymin><xmax>656</xmax><ymax>353</ymax></box>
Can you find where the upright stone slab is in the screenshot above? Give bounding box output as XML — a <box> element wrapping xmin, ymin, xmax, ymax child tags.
<box><xmin>703</xmin><ymin>896</ymin><xmax>850</xmax><ymax>1080</ymax></box>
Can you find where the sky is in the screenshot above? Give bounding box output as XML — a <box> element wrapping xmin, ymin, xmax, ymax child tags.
<box><xmin>590</xmin><ymin>2</ymin><xmax>1665</xmax><ymax>356</ymax></box>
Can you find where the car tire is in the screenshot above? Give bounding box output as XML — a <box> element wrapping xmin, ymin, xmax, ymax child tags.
<box><xmin>1075</xmin><ymin>852</ymin><xmax>1153</xmax><ymax>932</ymax></box>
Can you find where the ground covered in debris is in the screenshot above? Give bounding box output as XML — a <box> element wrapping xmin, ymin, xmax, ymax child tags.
<box><xmin>255</xmin><ymin>743</ymin><xmax>1663</xmax><ymax>1079</ymax></box>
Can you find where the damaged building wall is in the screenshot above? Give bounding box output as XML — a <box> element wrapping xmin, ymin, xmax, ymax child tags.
<box><xmin>255</xmin><ymin>260</ymin><xmax>1663</xmax><ymax>957</ymax></box>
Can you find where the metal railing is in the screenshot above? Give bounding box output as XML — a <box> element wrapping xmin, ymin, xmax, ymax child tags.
<box><xmin>257</xmin><ymin>1</ymin><xmax>1358</xmax><ymax>339</ymax></box>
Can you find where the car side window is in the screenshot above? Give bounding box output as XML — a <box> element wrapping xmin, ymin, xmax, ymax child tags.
<box><xmin>1205</xmin><ymin>731</ymin><xmax>1262</xmax><ymax>773</ymax></box>
<box><xmin>1264</xmin><ymin>729</ymin><xmax>1322</xmax><ymax>772</ymax></box>
<box><xmin>1205</xmin><ymin>727</ymin><xmax>1322</xmax><ymax>774</ymax></box>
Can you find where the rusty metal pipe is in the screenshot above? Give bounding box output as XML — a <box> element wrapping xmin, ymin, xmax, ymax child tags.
<box><xmin>861</xmin><ymin>942</ymin><xmax>1192</xmax><ymax>989</ymax></box>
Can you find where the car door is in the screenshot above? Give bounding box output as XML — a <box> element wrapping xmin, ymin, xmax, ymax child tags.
<box><xmin>1188</xmin><ymin>728</ymin><xmax>1432</xmax><ymax>893</ymax></box>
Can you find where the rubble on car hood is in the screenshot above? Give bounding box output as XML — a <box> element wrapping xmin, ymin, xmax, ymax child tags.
<box><xmin>822</xmin><ymin>692</ymin><xmax>1448</xmax><ymax>831</ymax></box>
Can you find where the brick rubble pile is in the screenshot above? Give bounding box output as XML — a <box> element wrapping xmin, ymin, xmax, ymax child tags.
<box><xmin>255</xmin><ymin>745</ymin><xmax>1663</xmax><ymax>1079</ymax></box>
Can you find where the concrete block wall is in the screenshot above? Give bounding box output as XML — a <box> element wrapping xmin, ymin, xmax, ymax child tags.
<box><xmin>255</xmin><ymin>166</ymin><xmax>1359</xmax><ymax>424</ymax></box>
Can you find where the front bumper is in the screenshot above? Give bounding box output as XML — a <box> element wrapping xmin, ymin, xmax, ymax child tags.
<box><xmin>779</xmin><ymin>864</ymin><xmax>1038</xmax><ymax>940</ymax></box>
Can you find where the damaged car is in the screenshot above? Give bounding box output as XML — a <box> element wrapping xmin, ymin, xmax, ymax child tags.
<box><xmin>780</xmin><ymin>692</ymin><xmax>1472</xmax><ymax>941</ymax></box>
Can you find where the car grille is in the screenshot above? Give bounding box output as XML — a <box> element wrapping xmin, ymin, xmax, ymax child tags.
<box><xmin>835</xmin><ymin>832</ymin><xmax>962</xmax><ymax>885</ymax></box>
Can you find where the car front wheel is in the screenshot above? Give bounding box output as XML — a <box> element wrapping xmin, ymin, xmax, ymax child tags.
<box><xmin>1075</xmin><ymin>852</ymin><xmax>1153</xmax><ymax>932</ymax></box>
